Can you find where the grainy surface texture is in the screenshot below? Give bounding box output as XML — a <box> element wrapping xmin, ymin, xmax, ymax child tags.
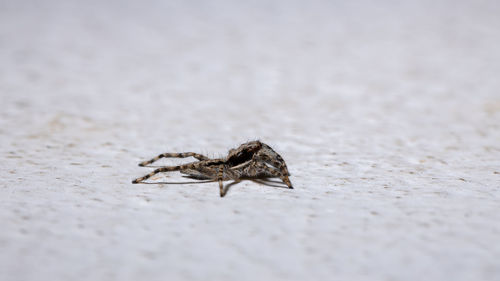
<box><xmin>1</xmin><ymin>1</ymin><xmax>500</xmax><ymax>281</ymax></box>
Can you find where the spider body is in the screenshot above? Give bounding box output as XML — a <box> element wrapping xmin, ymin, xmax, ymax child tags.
<box><xmin>132</xmin><ymin>140</ymin><xmax>292</xmax><ymax>197</ymax></box>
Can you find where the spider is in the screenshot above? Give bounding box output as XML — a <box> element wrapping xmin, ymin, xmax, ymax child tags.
<box><xmin>132</xmin><ymin>140</ymin><xmax>293</xmax><ymax>197</ymax></box>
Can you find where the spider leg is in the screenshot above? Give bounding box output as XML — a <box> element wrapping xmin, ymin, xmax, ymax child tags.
<box><xmin>254</xmin><ymin>143</ymin><xmax>291</xmax><ymax>176</ymax></box>
<box><xmin>258</xmin><ymin>156</ymin><xmax>291</xmax><ymax>176</ymax></box>
<box><xmin>180</xmin><ymin>169</ymin><xmax>213</xmax><ymax>180</ymax></box>
<box><xmin>230</xmin><ymin>160</ymin><xmax>292</xmax><ymax>188</ymax></box>
<box><xmin>229</xmin><ymin>160</ymin><xmax>252</xmax><ymax>170</ymax></box>
<box><xmin>138</xmin><ymin>152</ymin><xmax>209</xmax><ymax>166</ymax></box>
<box><xmin>218</xmin><ymin>165</ymin><xmax>225</xmax><ymax>197</ymax></box>
<box><xmin>254</xmin><ymin>163</ymin><xmax>293</xmax><ymax>189</ymax></box>
<box><xmin>132</xmin><ymin>164</ymin><xmax>197</xmax><ymax>183</ymax></box>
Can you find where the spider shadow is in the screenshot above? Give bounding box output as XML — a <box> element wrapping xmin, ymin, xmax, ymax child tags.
<box><xmin>136</xmin><ymin>177</ymin><xmax>289</xmax><ymax>197</ymax></box>
<box><xmin>221</xmin><ymin>177</ymin><xmax>290</xmax><ymax>196</ymax></box>
<box><xmin>250</xmin><ymin>178</ymin><xmax>291</xmax><ymax>188</ymax></box>
<box><xmin>139</xmin><ymin>180</ymin><xmax>215</xmax><ymax>185</ymax></box>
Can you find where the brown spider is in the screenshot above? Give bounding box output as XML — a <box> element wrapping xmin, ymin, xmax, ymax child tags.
<box><xmin>132</xmin><ymin>140</ymin><xmax>293</xmax><ymax>197</ymax></box>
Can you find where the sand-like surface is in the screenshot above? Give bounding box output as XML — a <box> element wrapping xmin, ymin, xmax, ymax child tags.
<box><xmin>1</xmin><ymin>1</ymin><xmax>499</xmax><ymax>280</ymax></box>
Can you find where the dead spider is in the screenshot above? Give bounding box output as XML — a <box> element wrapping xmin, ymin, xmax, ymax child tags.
<box><xmin>132</xmin><ymin>140</ymin><xmax>293</xmax><ymax>197</ymax></box>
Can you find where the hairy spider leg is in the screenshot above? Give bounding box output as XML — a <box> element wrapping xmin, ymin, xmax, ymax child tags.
<box><xmin>230</xmin><ymin>160</ymin><xmax>293</xmax><ymax>188</ymax></box>
<box><xmin>138</xmin><ymin>152</ymin><xmax>209</xmax><ymax>166</ymax></box>
<box><xmin>218</xmin><ymin>165</ymin><xmax>225</xmax><ymax>197</ymax></box>
<box><xmin>132</xmin><ymin>164</ymin><xmax>198</xmax><ymax>183</ymax></box>
<box><xmin>258</xmin><ymin>156</ymin><xmax>291</xmax><ymax>177</ymax></box>
<box><xmin>253</xmin><ymin>162</ymin><xmax>293</xmax><ymax>189</ymax></box>
<box><xmin>273</xmin><ymin>154</ymin><xmax>291</xmax><ymax>176</ymax></box>
<box><xmin>255</xmin><ymin>144</ymin><xmax>291</xmax><ymax>176</ymax></box>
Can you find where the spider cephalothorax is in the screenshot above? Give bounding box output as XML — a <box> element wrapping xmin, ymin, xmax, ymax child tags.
<box><xmin>132</xmin><ymin>140</ymin><xmax>292</xmax><ymax>197</ymax></box>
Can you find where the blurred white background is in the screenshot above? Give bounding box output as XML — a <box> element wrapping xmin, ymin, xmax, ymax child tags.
<box><xmin>1</xmin><ymin>0</ymin><xmax>499</xmax><ymax>280</ymax></box>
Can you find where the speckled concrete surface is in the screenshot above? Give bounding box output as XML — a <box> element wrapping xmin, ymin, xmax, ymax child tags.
<box><xmin>1</xmin><ymin>1</ymin><xmax>500</xmax><ymax>280</ymax></box>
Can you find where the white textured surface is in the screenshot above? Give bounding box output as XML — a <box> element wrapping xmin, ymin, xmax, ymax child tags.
<box><xmin>1</xmin><ymin>1</ymin><xmax>500</xmax><ymax>280</ymax></box>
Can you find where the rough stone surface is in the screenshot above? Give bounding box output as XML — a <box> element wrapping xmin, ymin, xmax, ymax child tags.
<box><xmin>1</xmin><ymin>1</ymin><xmax>499</xmax><ymax>280</ymax></box>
